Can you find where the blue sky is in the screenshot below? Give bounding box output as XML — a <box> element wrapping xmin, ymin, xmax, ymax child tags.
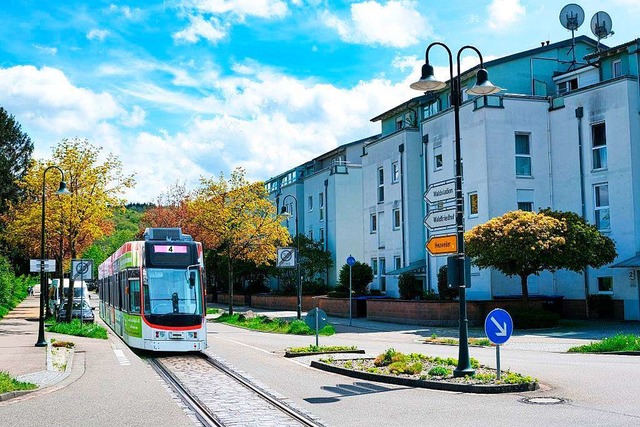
<box><xmin>1</xmin><ymin>0</ymin><xmax>639</xmax><ymax>202</ymax></box>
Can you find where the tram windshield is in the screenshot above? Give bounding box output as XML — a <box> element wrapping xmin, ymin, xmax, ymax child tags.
<box><xmin>144</xmin><ymin>268</ymin><xmax>203</xmax><ymax>316</ymax></box>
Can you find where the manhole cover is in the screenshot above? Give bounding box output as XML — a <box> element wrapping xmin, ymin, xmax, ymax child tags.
<box><xmin>521</xmin><ymin>397</ymin><xmax>565</xmax><ymax>405</ymax></box>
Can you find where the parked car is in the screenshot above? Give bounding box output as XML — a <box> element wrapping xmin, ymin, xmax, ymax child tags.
<box><xmin>56</xmin><ymin>299</ymin><xmax>95</xmax><ymax>323</ymax></box>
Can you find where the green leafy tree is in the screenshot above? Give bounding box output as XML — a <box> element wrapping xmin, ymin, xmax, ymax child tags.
<box><xmin>0</xmin><ymin>107</ymin><xmax>33</xmax><ymax>215</ymax></box>
<box><xmin>465</xmin><ymin>210</ymin><xmax>616</xmax><ymax>306</ymax></box>
<box><xmin>436</xmin><ymin>265</ymin><xmax>458</xmax><ymax>300</ymax></box>
<box><xmin>338</xmin><ymin>261</ymin><xmax>373</xmax><ymax>295</ymax></box>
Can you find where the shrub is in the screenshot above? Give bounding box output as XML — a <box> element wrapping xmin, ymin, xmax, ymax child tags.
<box><xmin>389</xmin><ymin>361</ymin><xmax>423</xmax><ymax>375</ymax></box>
<box><xmin>437</xmin><ymin>265</ymin><xmax>458</xmax><ymax>300</ymax></box>
<box><xmin>428</xmin><ymin>365</ymin><xmax>451</xmax><ymax>377</ymax></box>
<box><xmin>398</xmin><ymin>272</ymin><xmax>422</xmax><ymax>300</ymax></box>
<box><xmin>338</xmin><ymin>261</ymin><xmax>373</xmax><ymax>295</ymax></box>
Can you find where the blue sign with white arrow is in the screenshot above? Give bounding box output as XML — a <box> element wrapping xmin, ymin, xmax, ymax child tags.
<box><xmin>346</xmin><ymin>255</ymin><xmax>356</xmax><ymax>267</ymax></box>
<box><xmin>484</xmin><ymin>308</ymin><xmax>513</xmax><ymax>345</ymax></box>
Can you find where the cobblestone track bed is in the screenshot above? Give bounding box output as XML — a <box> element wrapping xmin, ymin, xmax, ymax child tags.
<box><xmin>153</xmin><ymin>354</ymin><xmax>324</xmax><ymax>427</ymax></box>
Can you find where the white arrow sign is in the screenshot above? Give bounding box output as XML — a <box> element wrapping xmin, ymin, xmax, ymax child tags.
<box><xmin>424</xmin><ymin>180</ymin><xmax>456</xmax><ymax>205</ymax></box>
<box><xmin>491</xmin><ymin>316</ymin><xmax>508</xmax><ymax>336</ymax></box>
<box><xmin>423</xmin><ymin>207</ymin><xmax>457</xmax><ymax>230</ymax></box>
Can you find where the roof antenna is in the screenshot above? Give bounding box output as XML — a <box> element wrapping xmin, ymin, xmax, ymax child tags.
<box><xmin>590</xmin><ymin>11</ymin><xmax>614</xmax><ymax>52</ymax></box>
<box><xmin>559</xmin><ymin>4</ymin><xmax>585</xmax><ymax>70</ymax></box>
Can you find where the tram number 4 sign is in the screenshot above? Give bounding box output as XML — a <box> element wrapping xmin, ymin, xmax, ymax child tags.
<box><xmin>276</xmin><ymin>247</ymin><xmax>297</xmax><ymax>268</ymax></box>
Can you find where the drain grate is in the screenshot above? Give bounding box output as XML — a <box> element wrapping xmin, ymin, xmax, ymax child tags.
<box><xmin>521</xmin><ymin>396</ymin><xmax>566</xmax><ymax>405</ymax></box>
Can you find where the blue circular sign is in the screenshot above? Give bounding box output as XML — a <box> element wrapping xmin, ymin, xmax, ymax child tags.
<box><xmin>484</xmin><ymin>308</ymin><xmax>513</xmax><ymax>345</ymax></box>
<box><xmin>346</xmin><ymin>256</ymin><xmax>356</xmax><ymax>266</ymax></box>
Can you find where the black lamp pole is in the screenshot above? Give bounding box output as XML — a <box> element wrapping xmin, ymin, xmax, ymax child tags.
<box><xmin>35</xmin><ymin>165</ymin><xmax>70</xmax><ymax>347</ymax></box>
<box><xmin>411</xmin><ymin>42</ymin><xmax>502</xmax><ymax>377</ymax></box>
<box><xmin>280</xmin><ymin>194</ymin><xmax>301</xmax><ymax>320</ymax></box>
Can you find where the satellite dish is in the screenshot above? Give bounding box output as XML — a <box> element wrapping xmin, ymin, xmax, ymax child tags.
<box><xmin>591</xmin><ymin>11</ymin><xmax>613</xmax><ymax>39</ymax></box>
<box><xmin>559</xmin><ymin>4</ymin><xmax>585</xmax><ymax>31</ymax></box>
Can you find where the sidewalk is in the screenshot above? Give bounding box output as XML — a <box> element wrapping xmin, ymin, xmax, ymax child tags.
<box><xmin>0</xmin><ymin>295</ymin><xmax>71</xmax><ymax>401</ymax></box>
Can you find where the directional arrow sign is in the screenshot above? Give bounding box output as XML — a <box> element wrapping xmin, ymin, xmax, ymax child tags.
<box><xmin>423</xmin><ymin>207</ymin><xmax>456</xmax><ymax>230</ymax></box>
<box><xmin>484</xmin><ymin>308</ymin><xmax>513</xmax><ymax>345</ymax></box>
<box><xmin>424</xmin><ymin>180</ymin><xmax>456</xmax><ymax>204</ymax></box>
<box><xmin>425</xmin><ymin>234</ymin><xmax>457</xmax><ymax>256</ymax></box>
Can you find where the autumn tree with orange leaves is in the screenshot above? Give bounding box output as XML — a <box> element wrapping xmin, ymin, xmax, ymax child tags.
<box><xmin>188</xmin><ymin>168</ymin><xmax>290</xmax><ymax>315</ymax></box>
<box><xmin>3</xmin><ymin>138</ymin><xmax>134</xmax><ymax>316</ymax></box>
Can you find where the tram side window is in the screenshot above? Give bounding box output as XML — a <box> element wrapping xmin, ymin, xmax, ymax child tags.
<box><xmin>129</xmin><ymin>280</ymin><xmax>141</xmax><ymax>313</ymax></box>
<box><xmin>118</xmin><ymin>272</ymin><xmax>125</xmax><ymax>310</ymax></box>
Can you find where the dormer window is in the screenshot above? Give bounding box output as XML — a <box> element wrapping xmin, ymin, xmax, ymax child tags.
<box><xmin>558</xmin><ymin>78</ymin><xmax>578</xmax><ymax>95</ymax></box>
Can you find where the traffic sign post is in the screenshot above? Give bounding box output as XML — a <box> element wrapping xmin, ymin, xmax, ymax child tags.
<box><xmin>305</xmin><ymin>308</ymin><xmax>328</xmax><ymax>347</ymax></box>
<box><xmin>30</xmin><ymin>259</ymin><xmax>56</xmax><ymax>273</ymax></box>
<box><xmin>424</xmin><ymin>179</ymin><xmax>456</xmax><ymax>205</ymax></box>
<box><xmin>346</xmin><ymin>255</ymin><xmax>356</xmax><ymax>326</ymax></box>
<box><xmin>484</xmin><ymin>308</ymin><xmax>514</xmax><ymax>379</ymax></box>
<box><xmin>276</xmin><ymin>247</ymin><xmax>296</xmax><ymax>268</ymax></box>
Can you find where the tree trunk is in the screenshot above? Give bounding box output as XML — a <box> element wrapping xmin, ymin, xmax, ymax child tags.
<box><xmin>228</xmin><ymin>256</ymin><xmax>234</xmax><ymax>316</ymax></box>
<box><xmin>520</xmin><ymin>273</ymin><xmax>529</xmax><ymax>308</ymax></box>
<box><xmin>65</xmin><ymin>246</ymin><xmax>76</xmax><ymax>322</ymax></box>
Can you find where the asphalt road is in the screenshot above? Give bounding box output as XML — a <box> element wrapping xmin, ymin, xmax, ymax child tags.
<box><xmin>205</xmin><ymin>319</ymin><xmax>640</xmax><ymax>426</ymax></box>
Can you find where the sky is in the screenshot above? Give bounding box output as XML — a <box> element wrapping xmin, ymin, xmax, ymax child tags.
<box><xmin>1</xmin><ymin>0</ymin><xmax>639</xmax><ymax>203</ymax></box>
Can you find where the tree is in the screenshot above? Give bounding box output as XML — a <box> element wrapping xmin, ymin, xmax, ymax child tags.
<box><xmin>465</xmin><ymin>210</ymin><xmax>616</xmax><ymax>306</ymax></box>
<box><xmin>398</xmin><ymin>272</ymin><xmax>422</xmax><ymax>300</ymax></box>
<box><xmin>338</xmin><ymin>261</ymin><xmax>373</xmax><ymax>295</ymax></box>
<box><xmin>464</xmin><ymin>210</ymin><xmax>567</xmax><ymax>306</ymax></box>
<box><xmin>187</xmin><ymin>168</ymin><xmax>290</xmax><ymax>315</ymax></box>
<box><xmin>3</xmin><ymin>138</ymin><xmax>134</xmax><ymax>320</ymax></box>
<box><xmin>0</xmin><ymin>107</ymin><xmax>33</xmax><ymax>215</ymax></box>
<box><xmin>140</xmin><ymin>181</ymin><xmax>191</xmax><ymax>232</ymax></box>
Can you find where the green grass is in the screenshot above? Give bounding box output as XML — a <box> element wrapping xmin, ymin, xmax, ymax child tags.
<box><xmin>46</xmin><ymin>318</ymin><xmax>108</xmax><ymax>339</ymax></box>
<box><xmin>216</xmin><ymin>313</ymin><xmax>335</xmax><ymax>336</ymax></box>
<box><xmin>568</xmin><ymin>334</ymin><xmax>640</xmax><ymax>353</ymax></box>
<box><xmin>0</xmin><ymin>371</ymin><xmax>37</xmax><ymax>394</ymax></box>
<box><xmin>206</xmin><ymin>307</ymin><xmax>221</xmax><ymax>315</ymax></box>
<box><xmin>287</xmin><ymin>344</ymin><xmax>358</xmax><ymax>354</ymax></box>
<box><xmin>424</xmin><ymin>335</ymin><xmax>492</xmax><ymax>347</ymax></box>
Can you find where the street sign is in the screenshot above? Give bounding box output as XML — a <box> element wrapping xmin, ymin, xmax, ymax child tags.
<box><xmin>29</xmin><ymin>259</ymin><xmax>56</xmax><ymax>273</ymax></box>
<box><xmin>276</xmin><ymin>247</ymin><xmax>296</xmax><ymax>268</ymax></box>
<box><xmin>423</xmin><ymin>207</ymin><xmax>456</xmax><ymax>230</ymax></box>
<box><xmin>484</xmin><ymin>308</ymin><xmax>513</xmax><ymax>345</ymax></box>
<box><xmin>425</xmin><ymin>234</ymin><xmax>457</xmax><ymax>255</ymax></box>
<box><xmin>305</xmin><ymin>308</ymin><xmax>328</xmax><ymax>330</ymax></box>
<box><xmin>346</xmin><ymin>255</ymin><xmax>356</xmax><ymax>266</ymax></box>
<box><xmin>71</xmin><ymin>259</ymin><xmax>93</xmax><ymax>280</ymax></box>
<box><xmin>424</xmin><ymin>180</ymin><xmax>456</xmax><ymax>204</ymax></box>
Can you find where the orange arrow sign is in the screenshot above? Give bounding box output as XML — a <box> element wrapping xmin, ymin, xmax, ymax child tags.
<box><xmin>425</xmin><ymin>234</ymin><xmax>457</xmax><ymax>255</ymax></box>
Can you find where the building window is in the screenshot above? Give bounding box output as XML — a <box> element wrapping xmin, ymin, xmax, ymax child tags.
<box><xmin>468</xmin><ymin>192</ymin><xmax>478</xmax><ymax>217</ymax></box>
<box><xmin>371</xmin><ymin>258</ymin><xmax>378</xmax><ymax>276</ymax></box>
<box><xmin>597</xmin><ymin>276</ymin><xmax>613</xmax><ymax>293</ymax></box>
<box><xmin>308</xmin><ymin>229</ymin><xmax>313</xmax><ymax>240</ymax></box>
<box><xmin>434</xmin><ymin>145</ymin><xmax>443</xmax><ymax>171</ymax></box>
<box><xmin>377</xmin><ymin>167</ymin><xmax>384</xmax><ymax>203</ymax></box>
<box><xmin>517</xmin><ymin>189</ymin><xmax>534</xmax><ymax>211</ymax></box>
<box><xmin>594</xmin><ymin>183</ymin><xmax>610</xmax><ymax>231</ymax></box>
<box><xmin>319</xmin><ymin>192</ymin><xmax>324</xmax><ymax>221</ymax></box>
<box><xmin>391</xmin><ymin>162</ymin><xmax>399</xmax><ymax>183</ymax></box>
<box><xmin>393</xmin><ymin>208</ymin><xmax>401</xmax><ymax>229</ymax></box>
<box><xmin>558</xmin><ymin>78</ymin><xmax>578</xmax><ymax>94</ymax></box>
<box><xmin>319</xmin><ymin>228</ymin><xmax>324</xmax><ymax>243</ymax></box>
<box><xmin>423</xmin><ymin>100</ymin><xmax>439</xmax><ymax>118</ymax></box>
<box><xmin>515</xmin><ymin>133</ymin><xmax>532</xmax><ymax>176</ymax></box>
<box><xmin>592</xmin><ymin>123</ymin><xmax>607</xmax><ymax>170</ymax></box>
<box><xmin>394</xmin><ymin>256</ymin><xmax>401</xmax><ymax>271</ymax></box>
<box><xmin>370</xmin><ymin>213</ymin><xmax>377</xmax><ymax>233</ymax></box>
<box><xmin>612</xmin><ymin>59</ymin><xmax>622</xmax><ymax>78</ymax></box>
<box><xmin>395</xmin><ymin>117</ymin><xmax>404</xmax><ymax>130</ymax></box>
<box><xmin>308</xmin><ymin>195</ymin><xmax>313</xmax><ymax>212</ymax></box>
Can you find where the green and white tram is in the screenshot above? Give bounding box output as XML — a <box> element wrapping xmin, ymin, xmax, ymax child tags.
<box><xmin>98</xmin><ymin>228</ymin><xmax>207</xmax><ymax>352</ymax></box>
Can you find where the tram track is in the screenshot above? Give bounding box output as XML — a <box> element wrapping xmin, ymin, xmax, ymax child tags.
<box><xmin>149</xmin><ymin>353</ymin><xmax>325</xmax><ymax>427</ymax></box>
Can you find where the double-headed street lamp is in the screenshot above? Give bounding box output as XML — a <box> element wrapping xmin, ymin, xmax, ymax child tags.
<box><xmin>35</xmin><ymin>165</ymin><xmax>71</xmax><ymax>347</ymax></box>
<box><xmin>280</xmin><ymin>194</ymin><xmax>302</xmax><ymax>320</ymax></box>
<box><xmin>411</xmin><ymin>42</ymin><xmax>502</xmax><ymax>377</ymax></box>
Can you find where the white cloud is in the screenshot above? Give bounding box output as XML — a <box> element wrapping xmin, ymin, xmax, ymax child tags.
<box><xmin>121</xmin><ymin>105</ymin><xmax>146</xmax><ymax>127</ymax></box>
<box><xmin>487</xmin><ymin>0</ymin><xmax>526</xmax><ymax>30</ymax></box>
<box><xmin>87</xmin><ymin>29</ymin><xmax>110</xmax><ymax>41</ymax></box>
<box><xmin>173</xmin><ymin>15</ymin><xmax>228</xmax><ymax>44</ymax></box>
<box><xmin>189</xmin><ymin>0</ymin><xmax>288</xmax><ymax>20</ymax></box>
<box><xmin>33</xmin><ymin>45</ymin><xmax>57</xmax><ymax>55</ymax></box>
<box><xmin>108</xmin><ymin>4</ymin><xmax>142</xmax><ymax>20</ymax></box>
<box><xmin>323</xmin><ymin>0</ymin><xmax>431</xmax><ymax>47</ymax></box>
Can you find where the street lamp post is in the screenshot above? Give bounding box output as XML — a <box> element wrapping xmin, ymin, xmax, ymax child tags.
<box><xmin>280</xmin><ymin>195</ymin><xmax>302</xmax><ymax>320</ymax></box>
<box><xmin>411</xmin><ymin>42</ymin><xmax>502</xmax><ymax>377</ymax></box>
<box><xmin>35</xmin><ymin>165</ymin><xmax>71</xmax><ymax>347</ymax></box>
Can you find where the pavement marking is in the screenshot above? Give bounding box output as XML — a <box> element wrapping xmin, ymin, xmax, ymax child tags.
<box><xmin>209</xmin><ymin>336</ymin><xmax>276</xmax><ymax>356</ymax></box>
<box><xmin>113</xmin><ymin>348</ymin><xmax>131</xmax><ymax>366</ymax></box>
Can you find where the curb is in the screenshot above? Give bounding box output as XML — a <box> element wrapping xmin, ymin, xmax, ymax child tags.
<box><xmin>310</xmin><ymin>360</ymin><xmax>539</xmax><ymax>394</ymax></box>
<box><xmin>284</xmin><ymin>349</ymin><xmax>366</xmax><ymax>358</ymax></box>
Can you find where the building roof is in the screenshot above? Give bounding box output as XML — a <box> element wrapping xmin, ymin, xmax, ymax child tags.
<box><xmin>584</xmin><ymin>38</ymin><xmax>640</xmax><ymax>61</ymax></box>
<box><xmin>610</xmin><ymin>253</ymin><xmax>640</xmax><ymax>268</ymax></box>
